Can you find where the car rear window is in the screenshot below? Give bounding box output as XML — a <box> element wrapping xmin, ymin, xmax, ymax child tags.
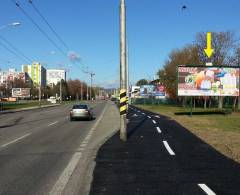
<box><xmin>72</xmin><ymin>105</ymin><xmax>88</xmax><ymax>109</ymax></box>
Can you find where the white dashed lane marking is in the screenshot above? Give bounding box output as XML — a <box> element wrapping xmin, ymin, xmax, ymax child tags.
<box><xmin>163</xmin><ymin>141</ymin><xmax>175</xmax><ymax>156</ymax></box>
<box><xmin>152</xmin><ymin>120</ymin><xmax>156</xmax><ymax>124</ymax></box>
<box><xmin>147</xmin><ymin>116</ymin><xmax>151</xmax><ymax>119</ymax></box>
<box><xmin>156</xmin><ymin>127</ymin><xmax>161</xmax><ymax>133</ymax></box>
<box><xmin>198</xmin><ymin>184</ymin><xmax>216</xmax><ymax>195</ymax></box>
<box><xmin>48</xmin><ymin>121</ymin><xmax>59</xmax><ymax>126</ymax></box>
<box><xmin>1</xmin><ymin>133</ymin><xmax>31</xmax><ymax>148</ymax></box>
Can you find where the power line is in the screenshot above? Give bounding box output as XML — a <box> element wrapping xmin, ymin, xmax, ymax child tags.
<box><xmin>11</xmin><ymin>0</ymin><xmax>66</xmax><ymax>57</ymax></box>
<box><xmin>28</xmin><ymin>0</ymin><xmax>69</xmax><ymax>50</ymax></box>
<box><xmin>0</xmin><ymin>35</ymin><xmax>32</xmax><ymax>63</ymax></box>
<box><xmin>0</xmin><ymin>40</ymin><xmax>28</xmax><ymax>63</ymax></box>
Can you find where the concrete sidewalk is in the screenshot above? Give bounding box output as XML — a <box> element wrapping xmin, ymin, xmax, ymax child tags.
<box><xmin>89</xmin><ymin>105</ymin><xmax>240</xmax><ymax>195</ymax></box>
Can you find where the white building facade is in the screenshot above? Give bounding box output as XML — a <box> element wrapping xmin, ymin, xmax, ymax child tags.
<box><xmin>47</xmin><ymin>69</ymin><xmax>66</xmax><ymax>87</ymax></box>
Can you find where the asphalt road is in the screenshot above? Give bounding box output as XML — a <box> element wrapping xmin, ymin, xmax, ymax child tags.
<box><xmin>0</xmin><ymin>101</ymin><xmax>109</xmax><ymax>195</ymax></box>
<box><xmin>90</xmin><ymin>105</ymin><xmax>240</xmax><ymax>195</ymax></box>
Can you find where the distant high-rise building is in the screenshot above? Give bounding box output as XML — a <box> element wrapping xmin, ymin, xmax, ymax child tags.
<box><xmin>47</xmin><ymin>69</ymin><xmax>66</xmax><ymax>87</ymax></box>
<box><xmin>22</xmin><ymin>62</ymin><xmax>46</xmax><ymax>87</ymax></box>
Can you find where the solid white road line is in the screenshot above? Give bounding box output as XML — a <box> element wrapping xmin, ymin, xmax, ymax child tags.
<box><xmin>147</xmin><ymin>116</ymin><xmax>151</xmax><ymax>119</ymax></box>
<box><xmin>198</xmin><ymin>184</ymin><xmax>216</xmax><ymax>195</ymax></box>
<box><xmin>152</xmin><ymin>120</ymin><xmax>156</xmax><ymax>124</ymax></box>
<box><xmin>50</xmin><ymin>102</ymin><xmax>109</xmax><ymax>195</ymax></box>
<box><xmin>156</xmin><ymin>127</ymin><xmax>161</xmax><ymax>133</ymax></box>
<box><xmin>2</xmin><ymin>133</ymin><xmax>31</xmax><ymax>148</ymax></box>
<box><xmin>163</xmin><ymin>141</ymin><xmax>175</xmax><ymax>156</ymax></box>
<box><xmin>48</xmin><ymin>121</ymin><xmax>59</xmax><ymax>126</ymax></box>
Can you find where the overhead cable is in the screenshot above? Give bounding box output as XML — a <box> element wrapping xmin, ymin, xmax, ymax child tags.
<box><xmin>28</xmin><ymin>0</ymin><xmax>69</xmax><ymax>50</ymax></box>
<box><xmin>11</xmin><ymin>0</ymin><xmax>66</xmax><ymax>57</ymax></box>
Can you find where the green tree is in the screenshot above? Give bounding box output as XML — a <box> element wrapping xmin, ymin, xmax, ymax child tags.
<box><xmin>157</xmin><ymin>44</ymin><xmax>200</xmax><ymax>99</ymax></box>
<box><xmin>136</xmin><ymin>79</ymin><xmax>149</xmax><ymax>86</ymax></box>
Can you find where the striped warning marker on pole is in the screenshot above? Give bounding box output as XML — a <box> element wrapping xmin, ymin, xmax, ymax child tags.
<box><xmin>120</xmin><ymin>89</ymin><xmax>127</xmax><ymax>115</ymax></box>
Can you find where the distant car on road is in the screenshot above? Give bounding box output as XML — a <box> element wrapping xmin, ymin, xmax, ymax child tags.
<box><xmin>47</xmin><ymin>96</ymin><xmax>57</xmax><ymax>104</ymax></box>
<box><xmin>70</xmin><ymin>104</ymin><xmax>93</xmax><ymax>121</ymax></box>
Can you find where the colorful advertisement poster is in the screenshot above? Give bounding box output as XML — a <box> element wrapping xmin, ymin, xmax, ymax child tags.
<box><xmin>178</xmin><ymin>66</ymin><xmax>240</xmax><ymax>96</ymax></box>
<box><xmin>153</xmin><ymin>84</ymin><xmax>166</xmax><ymax>97</ymax></box>
<box><xmin>140</xmin><ymin>84</ymin><xmax>166</xmax><ymax>97</ymax></box>
<box><xmin>140</xmin><ymin>85</ymin><xmax>155</xmax><ymax>96</ymax></box>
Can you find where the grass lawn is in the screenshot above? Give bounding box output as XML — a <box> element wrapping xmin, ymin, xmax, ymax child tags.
<box><xmin>136</xmin><ymin>104</ymin><xmax>240</xmax><ymax>163</ymax></box>
<box><xmin>1</xmin><ymin>101</ymin><xmax>53</xmax><ymax>110</ymax></box>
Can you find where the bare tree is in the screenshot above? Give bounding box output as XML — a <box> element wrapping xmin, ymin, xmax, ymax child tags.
<box><xmin>67</xmin><ymin>79</ymin><xmax>88</xmax><ymax>100</ymax></box>
<box><xmin>196</xmin><ymin>31</ymin><xmax>237</xmax><ymax>65</ymax></box>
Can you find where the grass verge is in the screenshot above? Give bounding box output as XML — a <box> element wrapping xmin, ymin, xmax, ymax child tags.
<box><xmin>136</xmin><ymin>104</ymin><xmax>240</xmax><ymax>163</ymax></box>
<box><xmin>1</xmin><ymin>101</ymin><xmax>54</xmax><ymax>110</ymax></box>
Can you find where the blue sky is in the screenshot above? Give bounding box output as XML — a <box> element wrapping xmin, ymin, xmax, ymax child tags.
<box><xmin>1</xmin><ymin>0</ymin><xmax>240</xmax><ymax>88</ymax></box>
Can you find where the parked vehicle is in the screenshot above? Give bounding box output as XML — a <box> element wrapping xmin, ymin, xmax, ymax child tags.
<box><xmin>70</xmin><ymin>104</ymin><xmax>93</xmax><ymax>121</ymax></box>
<box><xmin>47</xmin><ymin>96</ymin><xmax>57</xmax><ymax>104</ymax></box>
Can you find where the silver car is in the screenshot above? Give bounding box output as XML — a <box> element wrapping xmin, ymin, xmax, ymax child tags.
<box><xmin>70</xmin><ymin>104</ymin><xmax>93</xmax><ymax>121</ymax></box>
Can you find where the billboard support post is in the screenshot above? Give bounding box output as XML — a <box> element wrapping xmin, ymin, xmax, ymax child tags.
<box><xmin>190</xmin><ymin>97</ymin><xmax>193</xmax><ymax>117</ymax></box>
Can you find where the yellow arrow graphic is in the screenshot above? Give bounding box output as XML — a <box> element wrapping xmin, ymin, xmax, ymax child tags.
<box><xmin>204</xmin><ymin>32</ymin><xmax>214</xmax><ymax>58</ymax></box>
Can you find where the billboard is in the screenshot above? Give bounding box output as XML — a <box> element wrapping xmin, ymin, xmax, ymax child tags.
<box><xmin>12</xmin><ymin>88</ymin><xmax>31</xmax><ymax>98</ymax></box>
<box><xmin>140</xmin><ymin>85</ymin><xmax>155</xmax><ymax>96</ymax></box>
<box><xmin>47</xmin><ymin>69</ymin><xmax>66</xmax><ymax>86</ymax></box>
<box><xmin>153</xmin><ymin>84</ymin><xmax>166</xmax><ymax>97</ymax></box>
<box><xmin>178</xmin><ymin>66</ymin><xmax>240</xmax><ymax>96</ymax></box>
<box><xmin>140</xmin><ymin>84</ymin><xmax>166</xmax><ymax>97</ymax></box>
<box><xmin>131</xmin><ymin>86</ymin><xmax>140</xmax><ymax>97</ymax></box>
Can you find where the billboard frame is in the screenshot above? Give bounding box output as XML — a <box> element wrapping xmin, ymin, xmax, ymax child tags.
<box><xmin>177</xmin><ymin>65</ymin><xmax>240</xmax><ymax>97</ymax></box>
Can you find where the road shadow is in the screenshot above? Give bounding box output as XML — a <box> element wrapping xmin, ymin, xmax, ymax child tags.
<box><xmin>0</xmin><ymin>116</ymin><xmax>23</xmax><ymax>129</ymax></box>
<box><xmin>70</xmin><ymin>117</ymin><xmax>96</xmax><ymax>122</ymax></box>
<box><xmin>174</xmin><ymin>110</ymin><xmax>232</xmax><ymax>116</ymax></box>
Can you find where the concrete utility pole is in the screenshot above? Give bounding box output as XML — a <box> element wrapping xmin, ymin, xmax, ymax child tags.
<box><xmin>60</xmin><ymin>79</ymin><xmax>62</xmax><ymax>103</ymax></box>
<box><xmin>81</xmin><ymin>82</ymin><xmax>83</xmax><ymax>101</ymax></box>
<box><xmin>90</xmin><ymin>73</ymin><xmax>95</xmax><ymax>100</ymax></box>
<box><xmin>120</xmin><ymin>0</ymin><xmax>127</xmax><ymax>141</ymax></box>
<box><xmin>87</xmin><ymin>85</ymin><xmax>89</xmax><ymax>100</ymax></box>
<box><xmin>126</xmin><ymin>40</ymin><xmax>130</xmax><ymax>105</ymax></box>
<box><xmin>38</xmin><ymin>66</ymin><xmax>41</xmax><ymax>106</ymax></box>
